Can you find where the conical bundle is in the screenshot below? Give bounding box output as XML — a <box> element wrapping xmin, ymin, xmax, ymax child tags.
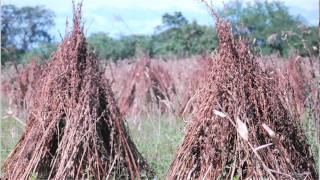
<box><xmin>118</xmin><ymin>57</ymin><xmax>176</xmax><ymax>116</ymax></box>
<box><xmin>167</xmin><ymin>19</ymin><xmax>317</xmax><ymax>179</ymax></box>
<box><xmin>2</xmin><ymin>4</ymin><xmax>153</xmax><ymax>180</ymax></box>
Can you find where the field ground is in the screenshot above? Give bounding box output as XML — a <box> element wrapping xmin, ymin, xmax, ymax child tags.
<box><xmin>1</xmin><ymin>116</ymin><xmax>24</xmax><ymax>165</ymax></box>
<box><xmin>127</xmin><ymin>115</ymin><xmax>184</xmax><ymax>178</ymax></box>
<box><xmin>301</xmin><ymin>109</ymin><xmax>320</xmax><ymax>170</ymax></box>
<box><xmin>0</xmin><ymin>106</ymin><xmax>185</xmax><ymax>179</ymax></box>
<box><xmin>1</xmin><ymin>109</ymin><xmax>319</xmax><ymax>178</ymax></box>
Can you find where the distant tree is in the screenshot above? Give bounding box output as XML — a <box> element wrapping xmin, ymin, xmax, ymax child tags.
<box><xmin>118</xmin><ymin>35</ymin><xmax>153</xmax><ymax>58</ymax></box>
<box><xmin>222</xmin><ymin>1</ymin><xmax>302</xmax><ymax>37</ymax></box>
<box><xmin>88</xmin><ymin>33</ymin><xmax>152</xmax><ymax>61</ymax></box>
<box><xmin>1</xmin><ymin>5</ymin><xmax>55</xmax><ymax>64</ymax></box>
<box><xmin>221</xmin><ymin>0</ymin><xmax>315</xmax><ymax>57</ymax></box>
<box><xmin>160</xmin><ymin>12</ymin><xmax>188</xmax><ymax>30</ymax></box>
<box><xmin>20</xmin><ymin>42</ymin><xmax>57</xmax><ymax>63</ymax></box>
<box><xmin>87</xmin><ymin>32</ymin><xmax>118</xmax><ymax>60</ymax></box>
<box><xmin>153</xmin><ymin>12</ymin><xmax>217</xmax><ymax>57</ymax></box>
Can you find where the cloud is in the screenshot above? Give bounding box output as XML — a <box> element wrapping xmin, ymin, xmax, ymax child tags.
<box><xmin>82</xmin><ymin>0</ymin><xmax>207</xmax><ymax>14</ymax></box>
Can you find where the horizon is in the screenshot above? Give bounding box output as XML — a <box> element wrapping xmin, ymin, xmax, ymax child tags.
<box><xmin>3</xmin><ymin>0</ymin><xmax>319</xmax><ymax>40</ymax></box>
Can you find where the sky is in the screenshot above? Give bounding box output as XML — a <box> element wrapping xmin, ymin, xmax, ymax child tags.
<box><xmin>3</xmin><ymin>0</ymin><xmax>319</xmax><ymax>39</ymax></box>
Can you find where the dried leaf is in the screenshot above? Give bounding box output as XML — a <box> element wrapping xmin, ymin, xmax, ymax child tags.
<box><xmin>6</xmin><ymin>108</ymin><xmax>13</xmax><ymax>115</ymax></box>
<box><xmin>236</xmin><ymin>117</ymin><xmax>248</xmax><ymax>141</ymax></box>
<box><xmin>262</xmin><ymin>123</ymin><xmax>276</xmax><ymax>138</ymax></box>
<box><xmin>213</xmin><ymin>110</ymin><xmax>227</xmax><ymax>118</ymax></box>
<box><xmin>254</xmin><ymin>143</ymin><xmax>273</xmax><ymax>151</ymax></box>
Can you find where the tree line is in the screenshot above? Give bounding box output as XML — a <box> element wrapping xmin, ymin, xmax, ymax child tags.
<box><xmin>1</xmin><ymin>1</ymin><xmax>318</xmax><ymax>65</ymax></box>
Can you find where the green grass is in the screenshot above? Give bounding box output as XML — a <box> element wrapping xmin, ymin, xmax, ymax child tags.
<box><xmin>1</xmin><ymin>108</ymin><xmax>317</xmax><ymax>179</ymax></box>
<box><xmin>0</xmin><ymin>116</ymin><xmax>25</xmax><ymax>165</ymax></box>
<box><xmin>127</xmin><ymin>115</ymin><xmax>184</xmax><ymax>179</ymax></box>
<box><xmin>301</xmin><ymin>108</ymin><xmax>320</xmax><ymax>171</ymax></box>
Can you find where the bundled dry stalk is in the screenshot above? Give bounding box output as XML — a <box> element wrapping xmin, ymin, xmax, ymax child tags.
<box><xmin>2</xmin><ymin>5</ymin><xmax>153</xmax><ymax>180</ymax></box>
<box><xmin>167</xmin><ymin>18</ymin><xmax>318</xmax><ymax>179</ymax></box>
<box><xmin>283</xmin><ymin>58</ymin><xmax>320</xmax><ymax>143</ymax></box>
<box><xmin>1</xmin><ymin>60</ymin><xmax>42</xmax><ymax>116</ymax></box>
<box><xmin>104</xmin><ymin>60</ymin><xmax>132</xmax><ymax>96</ymax></box>
<box><xmin>177</xmin><ymin>56</ymin><xmax>213</xmax><ymax>118</ymax></box>
<box><xmin>263</xmin><ymin>57</ymin><xmax>320</xmax><ymax>143</ymax></box>
<box><xmin>118</xmin><ymin>57</ymin><xmax>176</xmax><ymax>117</ymax></box>
<box><xmin>271</xmin><ymin>57</ymin><xmax>315</xmax><ymax>115</ymax></box>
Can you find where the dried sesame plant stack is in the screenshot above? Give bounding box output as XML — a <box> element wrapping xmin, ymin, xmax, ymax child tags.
<box><xmin>2</xmin><ymin>5</ymin><xmax>153</xmax><ymax>180</ymax></box>
<box><xmin>167</xmin><ymin>18</ymin><xmax>317</xmax><ymax>179</ymax></box>
<box><xmin>118</xmin><ymin>57</ymin><xmax>176</xmax><ymax>117</ymax></box>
